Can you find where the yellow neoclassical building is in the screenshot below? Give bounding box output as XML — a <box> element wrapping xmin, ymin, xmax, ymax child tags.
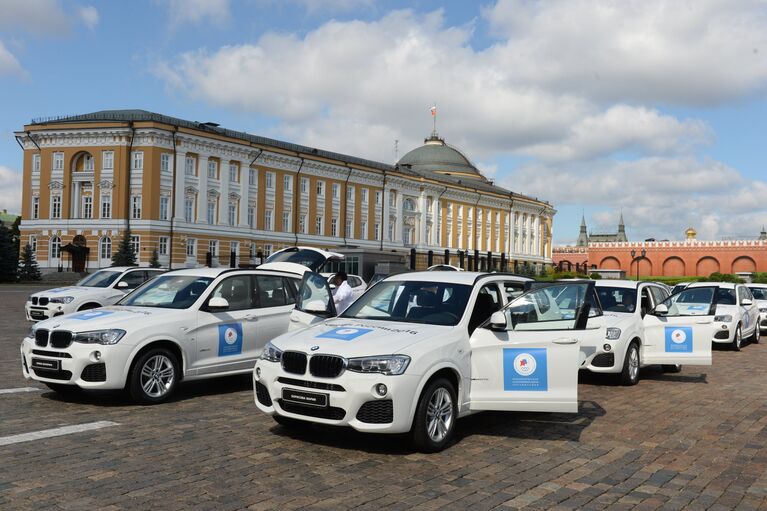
<box><xmin>14</xmin><ymin>110</ymin><xmax>555</xmax><ymax>277</ymax></box>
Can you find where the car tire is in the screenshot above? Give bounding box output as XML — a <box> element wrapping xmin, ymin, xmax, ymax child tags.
<box><xmin>273</xmin><ymin>415</ymin><xmax>308</xmax><ymax>429</ymax></box>
<box><xmin>750</xmin><ymin>322</ymin><xmax>759</xmax><ymax>344</ymax></box>
<box><xmin>128</xmin><ymin>348</ymin><xmax>179</xmax><ymax>404</ymax></box>
<box><xmin>411</xmin><ymin>378</ymin><xmax>457</xmax><ymax>453</ymax></box>
<box><xmin>619</xmin><ymin>342</ymin><xmax>640</xmax><ymax>386</ymax></box>
<box><xmin>662</xmin><ymin>364</ymin><xmax>682</xmax><ymax>373</ymax></box>
<box><xmin>732</xmin><ymin>326</ymin><xmax>742</xmax><ymax>351</ymax></box>
<box><xmin>44</xmin><ymin>382</ymin><xmax>81</xmax><ymax>394</ymax></box>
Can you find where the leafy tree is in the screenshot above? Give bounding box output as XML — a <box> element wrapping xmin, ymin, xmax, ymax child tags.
<box><xmin>589</xmin><ymin>272</ymin><xmax>602</xmax><ymax>280</ymax></box>
<box><xmin>148</xmin><ymin>248</ymin><xmax>161</xmax><ymax>268</ymax></box>
<box><xmin>18</xmin><ymin>243</ymin><xmax>41</xmax><ymax>281</ymax></box>
<box><xmin>702</xmin><ymin>272</ymin><xmax>744</xmax><ymax>284</ymax></box>
<box><xmin>111</xmin><ymin>228</ymin><xmax>136</xmax><ymax>267</ymax></box>
<box><xmin>0</xmin><ymin>221</ymin><xmax>18</xmax><ymax>282</ymax></box>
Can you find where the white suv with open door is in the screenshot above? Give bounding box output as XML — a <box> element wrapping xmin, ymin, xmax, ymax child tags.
<box><xmin>21</xmin><ymin>247</ymin><xmax>341</xmax><ymax>403</ymax></box>
<box><xmin>685</xmin><ymin>282</ymin><xmax>759</xmax><ymax>351</ymax></box>
<box><xmin>25</xmin><ymin>267</ymin><xmax>165</xmax><ymax>322</ymax></box>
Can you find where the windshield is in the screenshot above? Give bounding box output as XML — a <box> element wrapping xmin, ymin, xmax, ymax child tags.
<box><xmin>748</xmin><ymin>287</ymin><xmax>767</xmax><ymax>300</ymax></box>
<box><xmin>596</xmin><ymin>287</ymin><xmax>637</xmax><ymax>313</ymax></box>
<box><xmin>119</xmin><ymin>275</ymin><xmax>214</xmax><ymax>309</ymax></box>
<box><xmin>264</xmin><ymin>248</ymin><xmax>330</xmax><ymax>272</ymax></box>
<box><xmin>341</xmin><ymin>280</ymin><xmax>471</xmax><ymax>326</ymax></box>
<box><xmin>76</xmin><ymin>270</ymin><xmax>122</xmax><ymax>288</ymax></box>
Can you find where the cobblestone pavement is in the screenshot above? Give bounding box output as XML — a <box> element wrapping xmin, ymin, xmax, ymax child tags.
<box><xmin>1</xmin><ymin>284</ymin><xmax>766</xmax><ymax>510</ymax></box>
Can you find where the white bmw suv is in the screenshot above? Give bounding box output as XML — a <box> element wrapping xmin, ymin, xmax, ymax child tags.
<box><xmin>685</xmin><ymin>282</ymin><xmax>759</xmax><ymax>351</ymax></box>
<box><xmin>25</xmin><ymin>267</ymin><xmax>165</xmax><ymax>322</ymax></box>
<box><xmin>746</xmin><ymin>284</ymin><xmax>767</xmax><ymax>338</ymax></box>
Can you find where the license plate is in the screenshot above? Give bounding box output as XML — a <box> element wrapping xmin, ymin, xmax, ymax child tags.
<box><xmin>31</xmin><ymin>358</ymin><xmax>60</xmax><ymax>371</ymax></box>
<box><xmin>30</xmin><ymin>311</ymin><xmax>46</xmax><ymax>319</ymax></box>
<box><xmin>282</xmin><ymin>388</ymin><xmax>328</xmax><ymax>407</ymax></box>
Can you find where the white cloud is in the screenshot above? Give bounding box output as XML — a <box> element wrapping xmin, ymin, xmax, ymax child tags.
<box><xmin>0</xmin><ymin>0</ymin><xmax>70</xmax><ymax>35</ymax></box>
<box><xmin>0</xmin><ymin>166</ymin><xmax>22</xmax><ymax>215</ymax></box>
<box><xmin>166</xmin><ymin>0</ymin><xmax>231</xmax><ymax>28</ymax></box>
<box><xmin>0</xmin><ymin>41</ymin><xmax>24</xmax><ymax>77</ymax></box>
<box><xmin>77</xmin><ymin>6</ymin><xmax>99</xmax><ymax>30</ymax></box>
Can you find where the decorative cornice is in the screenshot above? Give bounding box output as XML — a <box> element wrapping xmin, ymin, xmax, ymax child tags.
<box><xmin>48</xmin><ymin>180</ymin><xmax>65</xmax><ymax>190</ymax></box>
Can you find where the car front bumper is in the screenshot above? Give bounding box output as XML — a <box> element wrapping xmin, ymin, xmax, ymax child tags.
<box><xmin>711</xmin><ymin>321</ymin><xmax>736</xmax><ymax>344</ymax></box>
<box><xmin>253</xmin><ymin>359</ymin><xmax>421</xmax><ymax>434</ymax></box>
<box><xmin>21</xmin><ymin>336</ymin><xmax>132</xmax><ymax>389</ymax></box>
<box><xmin>579</xmin><ymin>340</ymin><xmax>623</xmax><ymax>373</ymax></box>
<box><xmin>759</xmin><ymin>313</ymin><xmax>767</xmax><ymax>333</ymax></box>
<box><xmin>25</xmin><ymin>302</ymin><xmax>74</xmax><ymax>322</ymax></box>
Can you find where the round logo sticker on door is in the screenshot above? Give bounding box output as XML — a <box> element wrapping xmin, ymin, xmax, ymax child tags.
<box><xmin>224</xmin><ymin>327</ymin><xmax>239</xmax><ymax>345</ymax></box>
<box><xmin>513</xmin><ymin>353</ymin><xmax>537</xmax><ymax>376</ymax></box>
<box><xmin>670</xmin><ymin>329</ymin><xmax>687</xmax><ymax>344</ymax></box>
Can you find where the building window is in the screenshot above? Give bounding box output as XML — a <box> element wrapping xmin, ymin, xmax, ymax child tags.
<box><xmin>347</xmin><ymin>185</ymin><xmax>354</xmax><ymax>201</ymax></box>
<box><xmin>29</xmin><ymin>235</ymin><xmax>37</xmax><ymax>253</ymax></box>
<box><xmin>32</xmin><ymin>154</ymin><xmax>40</xmax><ymax>173</ymax></box>
<box><xmin>282</xmin><ymin>212</ymin><xmax>290</xmax><ymax>232</ymax></box>
<box><xmin>131</xmin><ymin>151</ymin><xmax>143</xmax><ymax>170</ymax></box>
<box><xmin>427</xmin><ymin>197</ymin><xmax>433</xmax><ymax>212</ymax></box>
<box><xmin>388</xmin><ymin>222</ymin><xmax>394</xmax><ymax>241</ymax></box>
<box><xmin>375</xmin><ymin>191</ymin><xmax>382</xmax><ymax>206</ymax></box>
<box><xmin>263</xmin><ymin>244</ymin><xmax>272</xmax><ymax>258</ymax></box>
<box><xmin>265</xmin><ymin>210</ymin><xmax>273</xmax><ymax>230</ymax></box>
<box><xmin>50</xmin><ymin>195</ymin><xmax>61</xmax><ymax>219</ymax></box>
<box><xmin>231</xmin><ymin>241</ymin><xmax>239</xmax><ymax>259</ymax></box>
<box><xmin>299</xmin><ymin>214</ymin><xmax>307</xmax><ymax>234</ymax></box>
<box><xmin>102</xmin><ymin>151</ymin><xmax>114</xmax><ymax>170</ymax></box>
<box><xmin>82</xmin><ymin>196</ymin><xmax>92</xmax><ymax>219</ymax></box>
<box><xmin>209</xmin><ymin>240</ymin><xmax>218</xmax><ymax>257</ymax></box>
<box><xmin>228</xmin><ymin>203</ymin><xmax>237</xmax><ymax>226</ymax></box>
<box><xmin>247</xmin><ymin>207</ymin><xmax>255</xmax><ymax>228</ymax></box>
<box><xmin>331</xmin><ymin>217</ymin><xmax>338</xmax><ymax>237</ymax></box>
<box><xmin>332</xmin><ymin>183</ymin><xmax>340</xmax><ymax>200</ymax></box>
<box><xmin>184</xmin><ymin>198</ymin><xmax>194</xmax><ymax>222</ymax></box>
<box><xmin>345</xmin><ymin>219</ymin><xmax>352</xmax><ymax>238</ymax></box>
<box><xmin>316</xmin><ymin>181</ymin><xmax>325</xmax><ymax>197</ymax></box>
<box><xmin>98</xmin><ymin>237</ymin><xmax>110</xmax><ymax>260</ymax></box>
<box><xmin>315</xmin><ymin>215</ymin><xmax>323</xmax><ymax>235</ymax></box>
<box><xmin>158</xmin><ymin>236</ymin><xmax>168</xmax><ymax>256</ymax></box>
<box><xmin>249</xmin><ymin>168</ymin><xmax>255</xmax><ymax>185</ymax></box>
<box><xmin>207</xmin><ymin>201</ymin><xmax>216</xmax><ymax>224</ymax></box>
<box><xmin>160</xmin><ymin>196</ymin><xmax>169</xmax><ymax>221</ymax></box>
<box><xmin>131</xmin><ymin>195</ymin><xmax>142</xmax><ymax>220</ymax></box>
<box><xmin>389</xmin><ymin>191</ymin><xmax>395</xmax><ymax>207</ymax></box>
<box><xmin>249</xmin><ymin>243</ymin><xmax>256</xmax><ymax>259</ymax></box>
<box><xmin>374</xmin><ymin>223</ymin><xmax>380</xmax><ymax>241</ymax></box>
<box><xmin>361</xmin><ymin>221</ymin><xmax>368</xmax><ymax>239</ymax></box>
<box><xmin>301</xmin><ymin>177</ymin><xmax>309</xmax><ymax>194</ymax></box>
<box><xmin>208</xmin><ymin>160</ymin><xmax>217</xmax><ymax>179</ymax></box>
<box><xmin>160</xmin><ymin>153</ymin><xmax>170</xmax><ymax>173</ymax></box>
<box><xmin>53</xmin><ymin>152</ymin><xmax>64</xmax><ymax>171</ymax></box>
<box><xmin>186</xmin><ymin>238</ymin><xmax>196</xmax><ymax>257</ymax></box>
<box><xmin>101</xmin><ymin>194</ymin><xmax>112</xmax><ymax>219</ymax></box>
<box><xmin>32</xmin><ymin>197</ymin><xmax>39</xmax><ymax>219</ymax></box>
<box><xmin>283</xmin><ymin>175</ymin><xmax>292</xmax><ymax>192</ymax></box>
<box><xmin>130</xmin><ymin>235</ymin><xmax>140</xmax><ymax>258</ymax></box>
<box><xmin>229</xmin><ymin>163</ymin><xmax>238</xmax><ymax>183</ymax></box>
<box><xmin>266</xmin><ymin>172</ymin><xmax>274</xmax><ymax>189</ymax></box>
<box><xmin>185</xmin><ymin>156</ymin><xmax>195</xmax><ymax>176</ymax></box>
<box><xmin>361</xmin><ymin>188</ymin><xmax>368</xmax><ymax>204</ymax></box>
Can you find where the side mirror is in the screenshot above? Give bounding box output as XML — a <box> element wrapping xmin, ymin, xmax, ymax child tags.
<box><xmin>489</xmin><ymin>311</ymin><xmax>507</xmax><ymax>329</ymax></box>
<box><xmin>654</xmin><ymin>303</ymin><xmax>669</xmax><ymax>315</ymax></box>
<box><xmin>116</xmin><ymin>281</ymin><xmax>129</xmax><ymax>289</ymax></box>
<box><xmin>742</xmin><ymin>298</ymin><xmax>753</xmax><ymax>306</ymax></box>
<box><xmin>207</xmin><ymin>297</ymin><xmax>230</xmax><ymax>312</ymax></box>
<box><xmin>329</xmin><ymin>283</ymin><xmax>337</xmax><ymax>290</ymax></box>
<box><xmin>304</xmin><ymin>300</ymin><xmax>329</xmax><ymax>315</ymax></box>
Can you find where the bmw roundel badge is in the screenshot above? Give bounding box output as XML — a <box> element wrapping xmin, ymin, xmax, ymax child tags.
<box><xmin>311</xmin><ymin>345</ymin><xmax>320</xmax><ymax>351</ymax></box>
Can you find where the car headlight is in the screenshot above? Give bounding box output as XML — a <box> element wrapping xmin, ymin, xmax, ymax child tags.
<box><xmin>714</xmin><ymin>315</ymin><xmax>733</xmax><ymax>323</ymax></box>
<box><xmin>605</xmin><ymin>327</ymin><xmax>622</xmax><ymax>340</ymax></box>
<box><xmin>73</xmin><ymin>329</ymin><xmax>126</xmax><ymax>345</ymax></box>
<box><xmin>260</xmin><ymin>341</ymin><xmax>283</xmax><ymax>362</ymax></box>
<box><xmin>48</xmin><ymin>296</ymin><xmax>75</xmax><ymax>304</ymax></box>
<box><xmin>346</xmin><ymin>355</ymin><xmax>410</xmax><ymax>375</ymax></box>
<box><xmin>27</xmin><ymin>326</ymin><xmax>36</xmax><ymax>338</ymax></box>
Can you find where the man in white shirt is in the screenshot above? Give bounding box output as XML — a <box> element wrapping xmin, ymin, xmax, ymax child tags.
<box><xmin>331</xmin><ymin>271</ymin><xmax>355</xmax><ymax>314</ymax></box>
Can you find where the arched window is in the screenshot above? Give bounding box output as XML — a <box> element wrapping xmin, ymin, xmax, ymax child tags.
<box><xmin>403</xmin><ymin>198</ymin><xmax>416</xmax><ymax>212</ymax></box>
<box><xmin>100</xmin><ymin>236</ymin><xmax>112</xmax><ymax>260</ymax></box>
<box><xmin>50</xmin><ymin>236</ymin><xmax>61</xmax><ymax>259</ymax></box>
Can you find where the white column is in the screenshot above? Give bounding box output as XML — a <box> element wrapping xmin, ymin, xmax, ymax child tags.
<box><xmin>218</xmin><ymin>159</ymin><xmax>229</xmax><ymax>224</ymax></box>
<box><xmin>382</xmin><ymin>188</ymin><xmax>390</xmax><ymax>241</ymax></box>
<box><xmin>173</xmin><ymin>152</ymin><xmax>186</xmax><ymax>221</ymax></box>
<box><xmin>239</xmin><ymin>160</ymin><xmax>250</xmax><ymax>227</ymax></box>
<box><xmin>418</xmin><ymin>191</ymin><xmax>427</xmax><ymax>246</ymax></box>
<box><xmin>434</xmin><ymin>199</ymin><xmax>441</xmax><ymax>247</ymax></box>
<box><xmin>395</xmin><ymin>190</ymin><xmax>403</xmax><ymax>243</ymax></box>
<box><xmin>197</xmin><ymin>156</ymin><xmax>209</xmax><ymax>223</ymax></box>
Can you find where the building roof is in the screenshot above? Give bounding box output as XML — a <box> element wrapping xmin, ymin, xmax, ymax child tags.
<box><xmin>0</xmin><ymin>209</ymin><xmax>19</xmax><ymax>225</ymax></box>
<box><xmin>27</xmin><ymin>110</ymin><xmax>549</xmax><ymax>205</ymax></box>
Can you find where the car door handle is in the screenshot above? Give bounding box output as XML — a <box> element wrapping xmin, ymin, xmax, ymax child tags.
<box><xmin>696</xmin><ymin>320</ymin><xmax>712</xmax><ymax>324</ymax></box>
<box><xmin>553</xmin><ymin>338</ymin><xmax>578</xmax><ymax>345</ymax></box>
<box><xmin>244</xmin><ymin>314</ymin><xmax>257</xmax><ymax>321</ymax></box>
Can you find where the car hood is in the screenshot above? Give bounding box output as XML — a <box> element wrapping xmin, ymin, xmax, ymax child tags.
<box><xmin>271</xmin><ymin>318</ymin><xmax>447</xmax><ymax>357</ymax></box>
<box><xmin>753</xmin><ymin>299</ymin><xmax>767</xmax><ymax>309</ymax></box>
<box><xmin>714</xmin><ymin>304</ymin><xmax>739</xmax><ymax>316</ymax></box>
<box><xmin>30</xmin><ymin>286</ymin><xmax>113</xmax><ymax>298</ymax></box>
<box><xmin>34</xmin><ymin>306</ymin><xmax>178</xmax><ymax>332</ymax></box>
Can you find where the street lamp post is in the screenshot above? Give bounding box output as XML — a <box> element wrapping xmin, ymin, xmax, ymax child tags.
<box><xmin>630</xmin><ymin>248</ymin><xmax>647</xmax><ymax>281</ymax></box>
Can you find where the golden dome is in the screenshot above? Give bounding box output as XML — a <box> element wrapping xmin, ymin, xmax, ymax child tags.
<box><xmin>685</xmin><ymin>227</ymin><xmax>697</xmax><ymax>239</ymax></box>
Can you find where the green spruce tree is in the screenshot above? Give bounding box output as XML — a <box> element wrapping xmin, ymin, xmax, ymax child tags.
<box><xmin>148</xmin><ymin>248</ymin><xmax>161</xmax><ymax>268</ymax></box>
<box><xmin>0</xmin><ymin>222</ymin><xmax>18</xmax><ymax>282</ymax></box>
<box><xmin>111</xmin><ymin>228</ymin><xmax>136</xmax><ymax>267</ymax></box>
<box><xmin>18</xmin><ymin>243</ymin><xmax>41</xmax><ymax>281</ymax></box>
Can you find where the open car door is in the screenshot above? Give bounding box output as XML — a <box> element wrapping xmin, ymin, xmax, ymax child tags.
<box><xmin>288</xmin><ymin>271</ymin><xmax>337</xmax><ymax>331</ymax></box>
<box><xmin>469</xmin><ymin>282</ymin><xmax>600</xmax><ymax>413</ymax></box>
<box><xmin>641</xmin><ymin>285</ymin><xmax>716</xmax><ymax>366</ymax></box>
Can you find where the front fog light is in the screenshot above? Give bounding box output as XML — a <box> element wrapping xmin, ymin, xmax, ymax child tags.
<box><xmin>256</xmin><ymin>367</ymin><xmax>261</xmax><ymax>379</ymax></box>
<box><xmin>93</xmin><ymin>351</ymin><xmax>101</xmax><ymax>361</ymax></box>
<box><xmin>603</xmin><ymin>344</ymin><xmax>612</xmax><ymax>352</ymax></box>
<box><xmin>374</xmin><ymin>383</ymin><xmax>387</xmax><ymax>397</ymax></box>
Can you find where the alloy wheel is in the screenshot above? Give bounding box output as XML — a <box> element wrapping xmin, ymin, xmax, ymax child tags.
<box><xmin>139</xmin><ymin>354</ymin><xmax>175</xmax><ymax>398</ymax></box>
<box><xmin>426</xmin><ymin>387</ymin><xmax>454</xmax><ymax>443</ymax></box>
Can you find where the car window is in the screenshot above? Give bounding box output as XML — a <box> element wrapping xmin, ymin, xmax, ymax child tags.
<box><xmin>255</xmin><ymin>275</ymin><xmax>289</xmax><ymax>308</ymax></box>
<box><xmin>502</xmin><ymin>281</ymin><xmax>525</xmax><ymax>301</ymax></box>
<box><xmin>715</xmin><ymin>288</ymin><xmax>736</xmax><ymax>305</ymax></box>
<box><xmin>119</xmin><ymin>275</ymin><xmax>214</xmax><ymax>309</ymax></box>
<box><xmin>649</xmin><ymin>286</ymin><xmax>667</xmax><ymax>306</ymax></box>
<box><xmin>596</xmin><ymin>286</ymin><xmax>637</xmax><ymax>313</ymax></box>
<box><xmin>118</xmin><ymin>271</ymin><xmax>147</xmax><ymax>290</ymax></box>
<box><xmin>76</xmin><ymin>270</ymin><xmax>122</xmax><ymax>288</ymax></box>
<box><xmin>748</xmin><ymin>287</ymin><xmax>767</xmax><ymax>300</ymax></box>
<box><xmin>283</xmin><ymin>277</ymin><xmax>298</xmax><ymax>305</ymax></box>
<box><xmin>498</xmin><ymin>283</ymin><xmax>592</xmax><ymax>331</ymax></box>
<box><xmin>210</xmin><ymin>275</ymin><xmax>254</xmax><ymax>311</ymax></box>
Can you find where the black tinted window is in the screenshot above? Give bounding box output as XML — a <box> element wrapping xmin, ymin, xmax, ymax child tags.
<box><xmin>716</xmin><ymin>288</ymin><xmax>736</xmax><ymax>305</ymax></box>
<box><xmin>256</xmin><ymin>275</ymin><xmax>289</xmax><ymax>308</ymax></box>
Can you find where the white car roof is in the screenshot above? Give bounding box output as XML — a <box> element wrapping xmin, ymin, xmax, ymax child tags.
<box><xmin>687</xmin><ymin>281</ymin><xmax>736</xmax><ymax>289</ymax></box>
<box><xmin>747</xmin><ymin>283</ymin><xmax>767</xmax><ymax>288</ymax></box>
<box><xmin>384</xmin><ymin>271</ymin><xmax>532</xmax><ymax>285</ymax></box>
<box><xmin>161</xmin><ymin>268</ymin><xmax>299</xmax><ymax>278</ymax></box>
<box><xmin>594</xmin><ymin>279</ymin><xmax>643</xmax><ymax>289</ymax></box>
<box><xmin>95</xmin><ymin>266</ymin><xmax>143</xmax><ymax>273</ymax></box>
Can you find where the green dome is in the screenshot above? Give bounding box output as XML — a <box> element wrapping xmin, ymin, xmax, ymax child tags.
<box><xmin>398</xmin><ymin>135</ymin><xmax>485</xmax><ymax>181</ymax></box>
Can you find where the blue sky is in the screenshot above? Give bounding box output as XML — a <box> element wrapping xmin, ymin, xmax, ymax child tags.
<box><xmin>1</xmin><ymin>0</ymin><xmax>766</xmax><ymax>244</ymax></box>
